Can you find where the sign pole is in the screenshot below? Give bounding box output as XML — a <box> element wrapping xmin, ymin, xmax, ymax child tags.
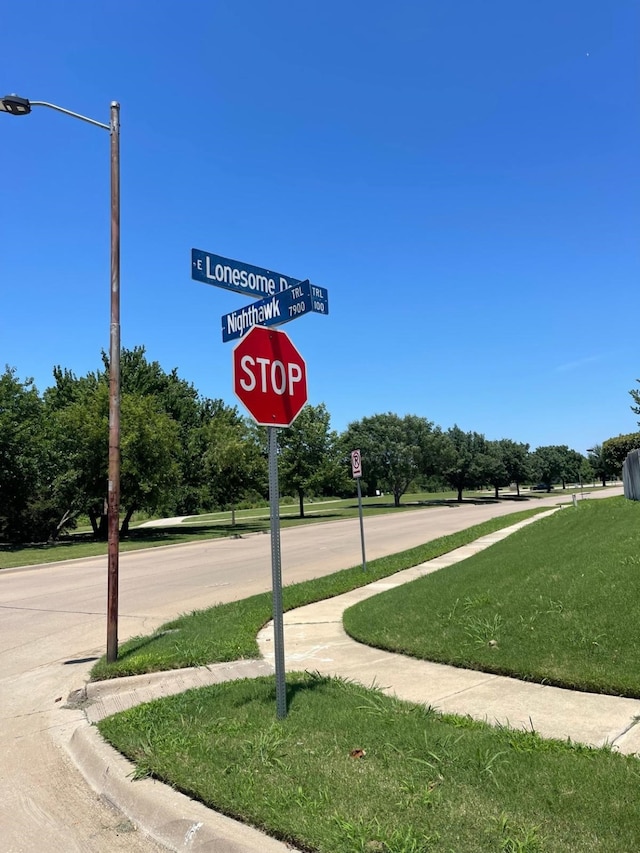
<box><xmin>268</xmin><ymin>426</ymin><xmax>287</xmax><ymax>719</ymax></box>
<box><xmin>356</xmin><ymin>477</ymin><xmax>367</xmax><ymax>572</ymax></box>
<box><xmin>351</xmin><ymin>450</ymin><xmax>367</xmax><ymax>572</ymax></box>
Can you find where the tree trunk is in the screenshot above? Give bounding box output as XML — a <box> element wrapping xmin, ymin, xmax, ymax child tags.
<box><xmin>601</xmin><ymin>476</ymin><xmax>607</xmax><ymax>487</ymax></box>
<box><xmin>394</xmin><ymin>490</ymin><xmax>401</xmax><ymax>508</ymax></box>
<box><xmin>88</xmin><ymin>508</ymin><xmax>99</xmax><ymax>537</ymax></box>
<box><xmin>231</xmin><ymin>507</ymin><xmax>236</xmax><ymax>527</ymax></box>
<box><xmin>516</xmin><ymin>482</ymin><xmax>521</xmax><ymax>496</ymax></box>
<box><xmin>89</xmin><ymin>509</ymin><xmax>109</xmax><ymax>540</ymax></box>
<box><xmin>54</xmin><ymin>509</ymin><xmax>76</xmax><ymax>538</ymax></box>
<box><xmin>457</xmin><ymin>486</ymin><xmax>463</xmax><ymax>501</ymax></box>
<box><xmin>120</xmin><ymin>506</ymin><xmax>136</xmax><ymax>538</ymax></box>
<box><xmin>298</xmin><ymin>489</ymin><xmax>305</xmax><ymax>519</ymax></box>
<box><xmin>494</xmin><ymin>485</ymin><xmax>499</xmax><ymax>498</ymax></box>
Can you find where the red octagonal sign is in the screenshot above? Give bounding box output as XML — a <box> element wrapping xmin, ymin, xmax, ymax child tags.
<box><xmin>233</xmin><ymin>325</ymin><xmax>308</xmax><ymax>427</ymax></box>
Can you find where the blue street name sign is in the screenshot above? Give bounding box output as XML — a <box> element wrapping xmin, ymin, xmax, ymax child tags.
<box><xmin>221</xmin><ymin>280</ymin><xmax>328</xmax><ymax>342</ymax></box>
<box><xmin>192</xmin><ymin>248</ymin><xmax>328</xmax><ymax>303</ymax></box>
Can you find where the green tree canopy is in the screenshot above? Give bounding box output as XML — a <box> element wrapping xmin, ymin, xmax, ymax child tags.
<box><xmin>498</xmin><ymin>439</ymin><xmax>531</xmax><ymax>496</ymax></box>
<box><xmin>587</xmin><ymin>443</ymin><xmax>617</xmax><ymax>487</ymax></box>
<box><xmin>630</xmin><ymin>380</ymin><xmax>640</xmax><ymax>423</ymax></box>
<box><xmin>530</xmin><ymin>445</ymin><xmax>564</xmax><ymax>491</ymax></box>
<box><xmin>197</xmin><ymin>410</ymin><xmax>267</xmax><ymax>520</ymax></box>
<box><xmin>101</xmin><ymin>346</ymin><xmax>225</xmax><ymax>514</ymax></box>
<box><xmin>439</xmin><ymin>426</ymin><xmax>490</xmax><ymax>501</ymax></box>
<box><xmin>278</xmin><ymin>403</ymin><xmax>347</xmax><ymax>518</ymax></box>
<box><xmin>484</xmin><ymin>440</ymin><xmax>511</xmax><ymax>498</ymax></box>
<box><xmin>0</xmin><ymin>368</ymin><xmax>60</xmax><ymax>542</ymax></box>
<box><xmin>49</xmin><ymin>381</ymin><xmax>183</xmax><ymax>537</ymax></box>
<box><xmin>602</xmin><ymin>432</ymin><xmax>640</xmax><ymax>477</ymax></box>
<box><xmin>341</xmin><ymin>413</ymin><xmax>436</xmax><ymax>507</ymax></box>
<box><xmin>119</xmin><ymin>394</ymin><xmax>182</xmax><ymax>535</ymax></box>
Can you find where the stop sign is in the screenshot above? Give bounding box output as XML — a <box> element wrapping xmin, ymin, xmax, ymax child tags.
<box><xmin>233</xmin><ymin>325</ymin><xmax>308</xmax><ymax>426</ymax></box>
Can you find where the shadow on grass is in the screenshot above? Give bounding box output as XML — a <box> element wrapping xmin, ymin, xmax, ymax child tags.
<box><xmin>0</xmin><ymin>539</ymin><xmax>88</xmax><ymax>555</ymax></box>
<box><xmin>113</xmin><ymin>630</ymin><xmax>175</xmax><ymax>662</ymax></box>
<box><xmin>280</xmin><ymin>512</ymin><xmax>345</xmax><ymax>521</ymax></box>
<box><xmin>0</xmin><ymin>521</ymin><xmax>270</xmax><ymax>560</ymax></box>
<box><xmin>248</xmin><ymin>671</ymin><xmax>335</xmax><ymax>710</ymax></box>
<box><xmin>347</xmin><ymin>496</ymin><xmax>535</xmax><ymax>510</ymax></box>
<box><xmin>125</xmin><ymin>521</ymin><xmax>269</xmax><ymax>540</ymax></box>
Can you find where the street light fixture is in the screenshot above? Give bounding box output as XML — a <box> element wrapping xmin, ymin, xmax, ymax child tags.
<box><xmin>0</xmin><ymin>94</ymin><xmax>31</xmax><ymax>115</ymax></box>
<box><xmin>1</xmin><ymin>93</ymin><xmax>121</xmax><ymax>663</ymax></box>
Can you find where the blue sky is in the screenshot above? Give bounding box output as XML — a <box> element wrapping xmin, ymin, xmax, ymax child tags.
<box><xmin>2</xmin><ymin>1</ymin><xmax>638</xmax><ymax>453</ymax></box>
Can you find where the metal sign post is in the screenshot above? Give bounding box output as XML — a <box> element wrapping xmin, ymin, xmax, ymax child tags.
<box><xmin>192</xmin><ymin>247</ymin><xmax>328</xmax><ymax>721</ymax></box>
<box><xmin>231</xmin><ymin>328</ymin><xmax>309</xmax><ymax>720</ymax></box>
<box><xmin>268</xmin><ymin>426</ymin><xmax>287</xmax><ymax>718</ymax></box>
<box><xmin>351</xmin><ymin>450</ymin><xmax>367</xmax><ymax>572</ymax></box>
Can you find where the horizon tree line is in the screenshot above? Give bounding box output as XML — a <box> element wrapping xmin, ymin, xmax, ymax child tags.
<box><xmin>1</xmin><ymin>351</ymin><xmax>637</xmax><ymax>543</ymax></box>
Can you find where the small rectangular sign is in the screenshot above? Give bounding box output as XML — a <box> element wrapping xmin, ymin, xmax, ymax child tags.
<box><xmin>192</xmin><ymin>248</ymin><xmax>328</xmax><ymax>304</ymax></box>
<box><xmin>351</xmin><ymin>449</ymin><xmax>363</xmax><ymax>478</ymax></box>
<box><xmin>222</xmin><ymin>280</ymin><xmax>328</xmax><ymax>342</ymax></box>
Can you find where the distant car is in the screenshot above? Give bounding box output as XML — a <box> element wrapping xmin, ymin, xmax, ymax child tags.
<box><xmin>531</xmin><ymin>483</ymin><xmax>552</xmax><ymax>491</ymax></box>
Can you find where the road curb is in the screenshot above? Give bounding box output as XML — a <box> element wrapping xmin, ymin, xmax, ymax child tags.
<box><xmin>63</xmin><ymin>659</ymin><xmax>297</xmax><ymax>852</ymax></box>
<box><xmin>67</xmin><ymin>723</ymin><xmax>297</xmax><ymax>852</ymax></box>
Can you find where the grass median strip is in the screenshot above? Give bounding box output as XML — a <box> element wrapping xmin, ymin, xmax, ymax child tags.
<box><xmin>344</xmin><ymin>497</ymin><xmax>640</xmax><ymax>698</ymax></box>
<box><xmin>91</xmin><ymin>507</ymin><xmax>547</xmax><ymax>680</ymax></box>
<box><xmin>98</xmin><ymin>671</ymin><xmax>640</xmax><ymax>853</ymax></box>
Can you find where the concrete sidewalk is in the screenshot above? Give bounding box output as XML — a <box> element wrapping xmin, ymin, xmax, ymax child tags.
<box><xmin>258</xmin><ymin>510</ymin><xmax>640</xmax><ymax>753</ymax></box>
<box><xmin>63</xmin><ymin>506</ymin><xmax>640</xmax><ymax>852</ymax></box>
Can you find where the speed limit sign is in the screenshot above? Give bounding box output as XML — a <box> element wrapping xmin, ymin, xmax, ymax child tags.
<box><xmin>351</xmin><ymin>449</ymin><xmax>363</xmax><ymax>478</ymax></box>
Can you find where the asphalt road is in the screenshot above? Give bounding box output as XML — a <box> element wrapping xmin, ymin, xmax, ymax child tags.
<box><xmin>0</xmin><ymin>488</ymin><xmax>622</xmax><ymax>852</ymax></box>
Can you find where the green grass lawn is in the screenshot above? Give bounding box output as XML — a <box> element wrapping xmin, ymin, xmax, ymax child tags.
<box><xmin>344</xmin><ymin>497</ymin><xmax>640</xmax><ymax>697</ymax></box>
<box><xmin>90</xmin><ymin>507</ymin><xmax>547</xmax><ymax>680</ymax></box>
<box><xmin>94</xmin><ymin>496</ymin><xmax>640</xmax><ymax>852</ymax></box>
<box><xmin>98</xmin><ymin>672</ymin><xmax>640</xmax><ymax>853</ymax></box>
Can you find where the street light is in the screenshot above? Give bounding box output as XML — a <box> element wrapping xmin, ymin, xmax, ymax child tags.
<box><xmin>1</xmin><ymin>93</ymin><xmax>121</xmax><ymax>663</ymax></box>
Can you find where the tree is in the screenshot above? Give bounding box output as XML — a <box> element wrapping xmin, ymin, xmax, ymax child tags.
<box><xmin>483</xmin><ymin>442</ymin><xmax>509</xmax><ymax>499</ymax></box>
<box><xmin>341</xmin><ymin>413</ymin><xmax>436</xmax><ymax>507</ymax></box>
<box><xmin>278</xmin><ymin>403</ymin><xmax>346</xmax><ymax>518</ymax></box>
<box><xmin>182</xmin><ymin>397</ymin><xmax>251</xmax><ymax>514</ymax></box>
<box><xmin>483</xmin><ymin>440</ymin><xmax>525</xmax><ymax>499</ymax></box>
<box><xmin>50</xmin><ymin>381</ymin><xmax>183</xmax><ymax>537</ymax></box>
<box><xmin>602</xmin><ymin>432</ymin><xmax>640</xmax><ymax>477</ymax></box>
<box><xmin>101</xmin><ymin>346</ymin><xmax>213</xmax><ymax>514</ymax></box>
<box><xmin>47</xmin><ymin>380</ymin><xmax>110</xmax><ymax>537</ymax></box>
<box><xmin>557</xmin><ymin>446</ymin><xmax>583</xmax><ymax>489</ymax></box>
<box><xmin>0</xmin><ymin>368</ymin><xmax>61</xmax><ymax>542</ymax></box>
<box><xmin>198</xmin><ymin>411</ymin><xmax>267</xmax><ymax>522</ymax></box>
<box><xmin>439</xmin><ymin>426</ymin><xmax>490</xmax><ymax>501</ymax></box>
<box><xmin>499</xmin><ymin>439</ymin><xmax>531</xmax><ymax>496</ymax></box>
<box><xmin>119</xmin><ymin>394</ymin><xmax>182</xmax><ymax>535</ymax></box>
<box><xmin>630</xmin><ymin>380</ymin><xmax>640</xmax><ymax>422</ymax></box>
<box><xmin>43</xmin><ymin>347</ymin><xmax>243</xmax><ymax>532</ymax></box>
<box><xmin>587</xmin><ymin>444</ymin><xmax>615</xmax><ymax>487</ymax></box>
<box><xmin>530</xmin><ymin>446</ymin><xmax>564</xmax><ymax>491</ymax></box>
